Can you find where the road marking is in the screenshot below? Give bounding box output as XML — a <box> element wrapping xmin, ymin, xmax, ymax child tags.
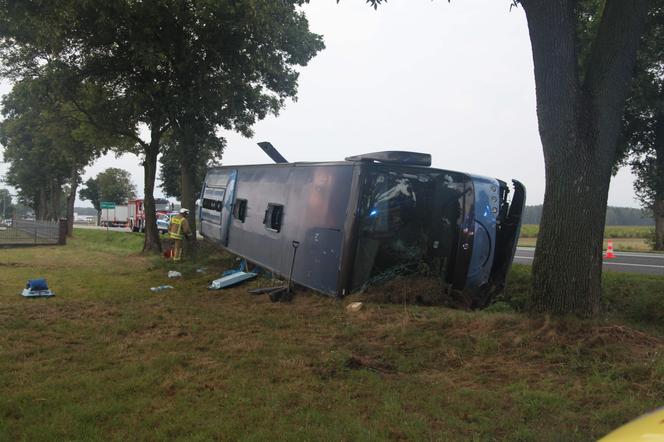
<box><xmin>514</xmin><ymin>255</ymin><xmax>664</xmax><ymax>270</ymax></box>
<box><xmin>603</xmin><ymin>262</ymin><xmax>664</xmax><ymax>269</ymax></box>
<box><xmin>516</xmin><ymin>247</ymin><xmax>664</xmax><ymax>260</ymax></box>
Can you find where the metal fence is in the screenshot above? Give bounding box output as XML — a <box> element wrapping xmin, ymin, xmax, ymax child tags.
<box><xmin>0</xmin><ymin>219</ymin><xmax>66</xmax><ymax>247</ymax></box>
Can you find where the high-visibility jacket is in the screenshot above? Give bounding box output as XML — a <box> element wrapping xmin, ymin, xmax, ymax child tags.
<box><xmin>168</xmin><ymin>215</ymin><xmax>190</xmax><ymax>240</ymax></box>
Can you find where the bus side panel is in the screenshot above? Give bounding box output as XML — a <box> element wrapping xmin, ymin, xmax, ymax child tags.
<box><xmin>225</xmin><ymin>165</ymin><xmax>354</xmax><ymax>295</ymax></box>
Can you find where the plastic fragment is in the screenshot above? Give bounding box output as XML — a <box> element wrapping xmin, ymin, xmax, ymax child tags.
<box><xmin>346</xmin><ymin>302</ymin><xmax>363</xmax><ymax>312</ymax></box>
<box><xmin>150</xmin><ymin>285</ymin><xmax>174</xmax><ymax>292</ymax></box>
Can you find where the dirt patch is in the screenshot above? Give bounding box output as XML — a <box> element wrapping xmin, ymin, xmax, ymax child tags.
<box><xmin>0</xmin><ymin>262</ymin><xmax>30</xmax><ymax>268</ymax></box>
<box><xmin>359</xmin><ymin>275</ymin><xmax>468</xmax><ymax>307</ymax></box>
<box><xmin>344</xmin><ymin>355</ymin><xmax>397</xmax><ymax>374</ymax></box>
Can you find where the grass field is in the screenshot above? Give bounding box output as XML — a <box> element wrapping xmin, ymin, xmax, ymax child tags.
<box><xmin>518</xmin><ymin>225</ymin><xmax>657</xmax><ymax>252</ymax></box>
<box><xmin>1</xmin><ymin>229</ymin><xmax>663</xmax><ymax>441</ymax></box>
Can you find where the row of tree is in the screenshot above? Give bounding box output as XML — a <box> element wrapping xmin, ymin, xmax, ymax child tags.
<box><xmin>0</xmin><ymin>0</ymin><xmax>323</xmax><ymax>251</ymax></box>
<box><xmin>0</xmin><ymin>187</ymin><xmax>31</xmax><ymax>219</ymax></box>
<box><xmin>522</xmin><ymin>205</ymin><xmax>655</xmax><ymax>227</ymax></box>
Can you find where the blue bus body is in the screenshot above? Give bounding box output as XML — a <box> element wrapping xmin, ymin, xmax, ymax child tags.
<box><xmin>200</xmin><ymin>151</ymin><xmax>525</xmax><ymax>307</ymax></box>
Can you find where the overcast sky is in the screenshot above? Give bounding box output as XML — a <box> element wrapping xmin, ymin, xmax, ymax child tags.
<box><xmin>0</xmin><ymin>0</ymin><xmax>641</xmax><ymax>208</ymax></box>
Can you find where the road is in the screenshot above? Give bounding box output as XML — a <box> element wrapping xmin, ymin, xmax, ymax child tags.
<box><xmin>514</xmin><ymin>247</ymin><xmax>664</xmax><ymax>276</ymax></box>
<box><xmin>75</xmin><ymin>224</ymin><xmax>130</xmax><ymax>233</ymax></box>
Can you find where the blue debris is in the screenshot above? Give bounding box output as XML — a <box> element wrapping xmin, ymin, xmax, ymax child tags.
<box><xmin>21</xmin><ymin>278</ymin><xmax>55</xmax><ymax>298</ymax></box>
<box><xmin>208</xmin><ymin>271</ymin><xmax>257</xmax><ymax>290</ymax></box>
<box><xmin>221</xmin><ymin>258</ymin><xmax>248</xmax><ymax>277</ymax></box>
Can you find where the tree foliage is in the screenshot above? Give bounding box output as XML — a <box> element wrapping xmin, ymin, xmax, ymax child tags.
<box><xmin>79</xmin><ymin>168</ymin><xmax>136</xmax><ymax>209</ymax></box>
<box><xmin>159</xmin><ymin>132</ymin><xmax>223</xmax><ymax>202</ymax></box>
<box><xmin>617</xmin><ymin>2</ymin><xmax>664</xmax><ymax>249</ymax></box>
<box><xmin>0</xmin><ymin>0</ymin><xmax>324</xmax><ymax>252</ymax></box>
<box><xmin>0</xmin><ymin>68</ymin><xmax>126</xmax><ymax>232</ymax></box>
<box><xmin>0</xmin><ymin>187</ymin><xmax>14</xmax><ymax>219</ymax></box>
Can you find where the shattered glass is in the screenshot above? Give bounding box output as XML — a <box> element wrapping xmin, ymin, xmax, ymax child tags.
<box><xmin>352</xmin><ymin>168</ymin><xmax>469</xmax><ymax>291</ymax></box>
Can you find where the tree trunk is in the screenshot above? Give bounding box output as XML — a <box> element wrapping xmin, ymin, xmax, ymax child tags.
<box><xmin>532</xmin><ymin>150</ymin><xmax>612</xmax><ymax>316</ymax></box>
<box><xmin>65</xmin><ymin>169</ymin><xmax>79</xmax><ymax>237</ymax></box>
<box><xmin>655</xmin><ymin>200</ymin><xmax>664</xmax><ymax>251</ymax></box>
<box><xmin>142</xmin><ymin>128</ymin><xmax>162</xmax><ymax>254</ymax></box>
<box><xmin>180</xmin><ymin>125</ymin><xmax>198</xmax><ymax>258</ymax></box>
<box><xmin>37</xmin><ymin>188</ymin><xmax>47</xmax><ymax>220</ymax></box>
<box><xmin>653</xmin><ymin>116</ymin><xmax>664</xmax><ymax>251</ymax></box>
<box><xmin>521</xmin><ymin>0</ymin><xmax>648</xmax><ymax>316</ymax></box>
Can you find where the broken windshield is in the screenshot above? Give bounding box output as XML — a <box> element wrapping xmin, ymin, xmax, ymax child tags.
<box><xmin>351</xmin><ymin>167</ymin><xmax>470</xmax><ymax>291</ymax></box>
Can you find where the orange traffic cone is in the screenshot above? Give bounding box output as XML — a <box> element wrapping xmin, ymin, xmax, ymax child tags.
<box><xmin>604</xmin><ymin>240</ymin><xmax>616</xmax><ymax>259</ymax></box>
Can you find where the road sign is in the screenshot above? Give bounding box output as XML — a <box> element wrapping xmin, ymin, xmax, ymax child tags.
<box><xmin>100</xmin><ymin>202</ymin><xmax>116</xmax><ymax>209</ymax></box>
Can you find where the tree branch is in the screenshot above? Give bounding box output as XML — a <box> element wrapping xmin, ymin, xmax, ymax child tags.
<box><xmin>69</xmin><ymin>97</ymin><xmax>146</xmax><ymax>149</ymax></box>
<box><xmin>583</xmin><ymin>0</ymin><xmax>649</xmax><ymax>159</ymax></box>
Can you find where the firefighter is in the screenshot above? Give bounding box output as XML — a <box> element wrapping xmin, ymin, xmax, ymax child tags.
<box><xmin>168</xmin><ymin>208</ymin><xmax>191</xmax><ymax>261</ymax></box>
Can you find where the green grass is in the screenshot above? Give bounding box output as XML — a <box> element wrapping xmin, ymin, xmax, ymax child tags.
<box><xmin>0</xmin><ymin>230</ymin><xmax>663</xmax><ymax>441</ymax></box>
<box><xmin>519</xmin><ymin>224</ymin><xmax>658</xmax><ymax>252</ymax></box>
<box><xmin>520</xmin><ymin>224</ymin><xmax>653</xmax><ymax>239</ymax></box>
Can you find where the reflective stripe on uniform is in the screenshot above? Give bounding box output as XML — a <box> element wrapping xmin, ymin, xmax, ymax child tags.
<box><xmin>168</xmin><ymin>216</ymin><xmax>184</xmax><ymax>240</ymax></box>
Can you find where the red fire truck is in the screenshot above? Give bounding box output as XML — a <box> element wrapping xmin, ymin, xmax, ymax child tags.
<box><xmin>128</xmin><ymin>199</ymin><xmax>172</xmax><ymax>232</ymax></box>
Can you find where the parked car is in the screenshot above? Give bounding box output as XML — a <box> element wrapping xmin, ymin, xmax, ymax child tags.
<box><xmin>1</xmin><ymin>219</ymin><xmax>12</xmax><ymax>227</ymax></box>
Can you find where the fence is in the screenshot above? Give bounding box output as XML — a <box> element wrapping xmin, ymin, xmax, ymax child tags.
<box><xmin>0</xmin><ymin>218</ymin><xmax>66</xmax><ymax>247</ymax></box>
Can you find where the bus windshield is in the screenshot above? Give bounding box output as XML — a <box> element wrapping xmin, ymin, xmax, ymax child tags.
<box><xmin>351</xmin><ymin>167</ymin><xmax>470</xmax><ymax>291</ymax></box>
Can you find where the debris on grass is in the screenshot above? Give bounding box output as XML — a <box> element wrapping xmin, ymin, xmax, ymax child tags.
<box><xmin>150</xmin><ymin>285</ymin><xmax>174</xmax><ymax>292</ymax></box>
<box><xmin>21</xmin><ymin>278</ymin><xmax>55</xmax><ymax>298</ymax></box>
<box><xmin>167</xmin><ymin>270</ymin><xmax>182</xmax><ymax>278</ymax></box>
<box><xmin>208</xmin><ymin>271</ymin><xmax>257</xmax><ymax>290</ymax></box>
<box><xmin>346</xmin><ymin>302</ymin><xmax>363</xmax><ymax>312</ymax></box>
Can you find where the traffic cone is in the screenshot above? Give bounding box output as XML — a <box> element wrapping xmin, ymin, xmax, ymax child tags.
<box><xmin>604</xmin><ymin>240</ymin><xmax>616</xmax><ymax>259</ymax></box>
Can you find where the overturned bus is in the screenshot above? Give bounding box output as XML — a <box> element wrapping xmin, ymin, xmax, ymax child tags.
<box><xmin>199</xmin><ymin>147</ymin><xmax>525</xmax><ymax>307</ymax></box>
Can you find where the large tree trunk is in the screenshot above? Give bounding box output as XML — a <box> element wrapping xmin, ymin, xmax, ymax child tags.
<box><xmin>65</xmin><ymin>169</ymin><xmax>80</xmax><ymax>237</ymax></box>
<box><xmin>47</xmin><ymin>180</ymin><xmax>60</xmax><ymax>221</ymax></box>
<box><xmin>521</xmin><ymin>0</ymin><xmax>648</xmax><ymax>316</ymax></box>
<box><xmin>37</xmin><ymin>188</ymin><xmax>47</xmax><ymax>220</ymax></box>
<box><xmin>142</xmin><ymin>128</ymin><xmax>162</xmax><ymax>253</ymax></box>
<box><xmin>653</xmin><ymin>116</ymin><xmax>664</xmax><ymax>251</ymax></box>
<box><xmin>180</xmin><ymin>125</ymin><xmax>198</xmax><ymax>258</ymax></box>
<box><xmin>655</xmin><ymin>200</ymin><xmax>664</xmax><ymax>251</ymax></box>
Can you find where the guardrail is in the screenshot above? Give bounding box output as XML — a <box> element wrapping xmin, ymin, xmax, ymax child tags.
<box><xmin>0</xmin><ymin>218</ymin><xmax>66</xmax><ymax>247</ymax></box>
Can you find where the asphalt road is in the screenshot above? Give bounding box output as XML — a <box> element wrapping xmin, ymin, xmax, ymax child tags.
<box><xmin>75</xmin><ymin>224</ymin><xmax>130</xmax><ymax>233</ymax></box>
<box><xmin>514</xmin><ymin>247</ymin><xmax>664</xmax><ymax>276</ymax></box>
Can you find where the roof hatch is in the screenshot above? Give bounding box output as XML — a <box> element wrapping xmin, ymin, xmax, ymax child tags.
<box><xmin>344</xmin><ymin>151</ymin><xmax>431</xmax><ymax>167</ymax></box>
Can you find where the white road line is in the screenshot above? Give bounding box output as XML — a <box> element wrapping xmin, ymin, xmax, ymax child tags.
<box><xmin>611</xmin><ymin>253</ymin><xmax>664</xmax><ymax>259</ymax></box>
<box><xmin>603</xmin><ymin>262</ymin><xmax>664</xmax><ymax>269</ymax></box>
<box><xmin>516</xmin><ymin>247</ymin><xmax>664</xmax><ymax>260</ymax></box>
<box><xmin>514</xmin><ymin>255</ymin><xmax>664</xmax><ymax>270</ymax></box>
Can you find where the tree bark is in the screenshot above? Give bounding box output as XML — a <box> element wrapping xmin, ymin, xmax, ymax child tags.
<box><xmin>521</xmin><ymin>0</ymin><xmax>649</xmax><ymax>316</ymax></box>
<box><xmin>65</xmin><ymin>169</ymin><xmax>80</xmax><ymax>237</ymax></box>
<box><xmin>48</xmin><ymin>180</ymin><xmax>61</xmax><ymax>221</ymax></box>
<box><xmin>37</xmin><ymin>188</ymin><xmax>47</xmax><ymax>220</ymax></box>
<box><xmin>142</xmin><ymin>126</ymin><xmax>162</xmax><ymax>254</ymax></box>
<box><xmin>655</xmin><ymin>200</ymin><xmax>664</xmax><ymax>251</ymax></box>
<box><xmin>654</xmin><ymin>117</ymin><xmax>664</xmax><ymax>251</ymax></box>
<box><xmin>180</xmin><ymin>125</ymin><xmax>198</xmax><ymax>258</ymax></box>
